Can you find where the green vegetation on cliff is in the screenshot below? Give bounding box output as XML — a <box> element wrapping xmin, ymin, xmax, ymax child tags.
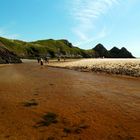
<box><xmin>0</xmin><ymin>41</ymin><xmax>22</xmax><ymax>64</ymax></box>
<box><xmin>0</xmin><ymin>37</ymin><xmax>90</xmax><ymax>58</ymax></box>
<box><xmin>0</xmin><ymin>37</ymin><xmax>134</xmax><ymax>60</ymax></box>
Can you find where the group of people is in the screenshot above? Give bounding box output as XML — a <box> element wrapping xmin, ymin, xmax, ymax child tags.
<box><xmin>58</xmin><ymin>56</ymin><xmax>66</xmax><ymax>62</ymax></box>
<box><xmin>37</xmin><ymin>57</ymin><xmax>49</xmax><ymax>66</ymax></box>
<box><xmin>37</xmin><ymin>56</ymin><xmax>66</xmax><ymax>66</ymax></box>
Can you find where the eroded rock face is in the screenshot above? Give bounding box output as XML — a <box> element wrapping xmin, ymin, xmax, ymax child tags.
<box><xmin>118</xmin><ymin>47</ymin><xmax>134</xmax><ymax>58</ymax></box>
<box><xmin>93</xmin><ymin>44</ymin><xmax>110</xmax><ymax>58</ymax></box>
<box><xmin>93</xmin><ymin>44</ymin><xmax>134</xmax><ymax>58</ymax></box>
<box><xmin>109</xmin><ymin>47</ymin><xmax>134</xmax><ymax>58</ymax></box>
<box><xmin>0</xmin><ymin>45</ymin><xmax>22</xmax><ymax>64</ymax></box>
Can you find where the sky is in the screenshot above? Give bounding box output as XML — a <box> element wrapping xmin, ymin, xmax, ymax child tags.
<box><xmin>0</xmin><ymin>0</ymin><xmax>140</xmax><ymax>57</ymax></box>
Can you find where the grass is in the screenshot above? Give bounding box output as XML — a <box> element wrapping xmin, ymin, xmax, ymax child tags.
<box><xmin>0</xmin><ymin>36</ymin><xmax>87</xmax><ymax>58</ymax></box>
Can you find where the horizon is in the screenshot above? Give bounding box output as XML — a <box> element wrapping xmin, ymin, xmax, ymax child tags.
<box><xmin>0</xmin><ymin>0</ymin><xmax>140</xmax><ymax>57</ymax></box>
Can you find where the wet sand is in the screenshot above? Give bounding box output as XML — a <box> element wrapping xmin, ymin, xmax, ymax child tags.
<box><xmin>0</xmin><ymin>62</ymin><xmax>140</xmax><ymax>140</ymax></box>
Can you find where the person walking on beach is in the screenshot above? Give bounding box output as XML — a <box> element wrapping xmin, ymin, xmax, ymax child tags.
<box><xmin>40</xmin><ymin>58</ymin><xmax>44</xmax><ymax>66</ymax></box>
<box><xmin>37</xmin><ymin>57</ymin><xmax>41</xmax><ymax>63</ymax></box>
<box><xmin>45</xmin><ymin>57</ymin><xmax>49</xmax><ymax>63</ymax></box>
<box><xmin>63</xmin><ymin>56</ymin><xmax>66</xmax><ymax>62</ymax></box>
<box><xmin>57</xmin><ymin>56</ymin><xmax>60</xmax><ymax>62</ymax></box>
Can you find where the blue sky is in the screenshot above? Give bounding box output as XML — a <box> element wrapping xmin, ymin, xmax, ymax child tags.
<box><xmin>0</xmin><ymin>0</ymin><xmax>140</xmax><ymax>57</ymax></box>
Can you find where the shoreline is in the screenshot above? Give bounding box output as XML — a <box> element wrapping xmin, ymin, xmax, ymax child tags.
<box><xmin>48</xmin><ymin>65</ymin><xmax>140</xmax><ymax>80</ymax></box>
<box><xmin>48</xmin><ymin>58</ymin><xmax>140</xmax><ymax>77</ymax></box>
<box><xmin>1</xmin><ymin>58</ymin><xmax>140</xmax><ymax>77</ymax></box>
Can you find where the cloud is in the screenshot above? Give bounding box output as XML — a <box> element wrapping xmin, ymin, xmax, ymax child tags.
<box><xmin>0</xmin><ymin>29</ymin><xmax>19</xmax><ymax>39</ymax></box>
<box><xmin>70</xmin><ymin>0</ymin><xmax>119</xmax><ymax>41</ymax></box>
<box><xmin>75</xmin><ymin>27</ymin><xmax>108</xmax><ymax>46</ymax></box>
<box><xmin>0</xmin><ymin>27</ymin><xmax>19</xmax><ymax>39</ymax></box>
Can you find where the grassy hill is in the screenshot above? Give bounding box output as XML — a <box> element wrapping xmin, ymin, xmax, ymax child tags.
<box><xmin>0</xmin><ymin>40</ymin><xmax>22</xmax><ymax>64</ymax></box>
<box><xmin>0</xmin><ymin>37</ymin><xmax>134</xmax><ymax>60</ymax></box>
<box><xmin>0</xmin><ymin>37</ymin><xmax>93</xmax><ymax>59</ymax></box>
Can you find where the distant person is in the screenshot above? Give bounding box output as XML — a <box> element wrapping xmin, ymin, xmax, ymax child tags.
<box><xmin>63</xmin><ymin>56</ymin><xmax>66</xmax><ymax>62</ymax></box>
<box><xmin>37</xmin><ymin>57</ymin><xmax>40</xmax><ymax>63</ymax></box>
<box><xmin>40</xmin><ymin>58</ymin><xmax>44</xmax><ymax>66</ymax></box>
<box><xmin>45</xmin><ymin>57</ymin><xmax>49</xmax><ymax>63</ymax></box>
<box><xmin>58</xmin><ymin>57</ymin><xmax>60</xmax><ymax>62</ymax></box>
<box><xmin>6</xmin><ymin>59</ymin><xmax>9</xmax><ymax>64</ymax></box>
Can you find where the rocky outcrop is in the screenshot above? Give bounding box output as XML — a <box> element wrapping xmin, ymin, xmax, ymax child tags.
<box><xmin>0</xmin><ymin>36</ymin><xmax>135</xmax><ymax>59</ymax></box>
<box><xmin>92</xmin><ymin>44</ymin><xmax>134</xmax><ymax>58</ymax></box>
<box><xmin>0</xmin><ymin>43</ymin><xmax>22</xmax><ymax>64</ymax></box>
<box><xmin>93</xmin><ymin>44</ymin><xmax>110</xmax><ymax>58</ymax></box>
<box><xmin>109</xmin><ymin>47</ymin><xmax>120</xmax><ymax>58</ymax></box>
<box><xmin>109</xmin><ymin>47</ymin><xmax>134</xmax><ymax>58</ymax></box>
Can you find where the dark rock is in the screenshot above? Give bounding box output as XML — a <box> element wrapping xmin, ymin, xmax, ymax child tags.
<box><xmin>93</xmin><ymin>43</ymin><xmax>110</xmax><ymax>58</ymax></box>
<box><xmin>109</xmin><ymin>47</ymin><xmax>120</xmax><ymax>58</ymax></box>
<box><xmin>118</xmin><ymin>47</ymin><xmax>134</xmax><ymax>58</ymax></box>
<box><xmin>0</xmin><ymin>44</ymin><xmax>22</xmax><ymax>64</ymax></box>
<box><xmin>109</xmin><ymin>47</ymin><xmax>134</xmax><ymax>58</ymax></box>
<box><xmin>93</xmin><ymin>44</ymin><xmax>135</xmax><ymax>58</ymax></box>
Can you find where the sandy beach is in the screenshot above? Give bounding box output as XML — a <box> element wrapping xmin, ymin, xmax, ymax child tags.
<box><xmin>0</xmin><ymin>61</ymin><xmax>140</xmax><ymax>140</ymax></box>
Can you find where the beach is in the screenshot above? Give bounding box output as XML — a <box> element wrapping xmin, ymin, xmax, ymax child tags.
<box><xmin>0</xmin><ymin>61</ymin><xmax>140</xmax><ymax>140</ymax></box>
